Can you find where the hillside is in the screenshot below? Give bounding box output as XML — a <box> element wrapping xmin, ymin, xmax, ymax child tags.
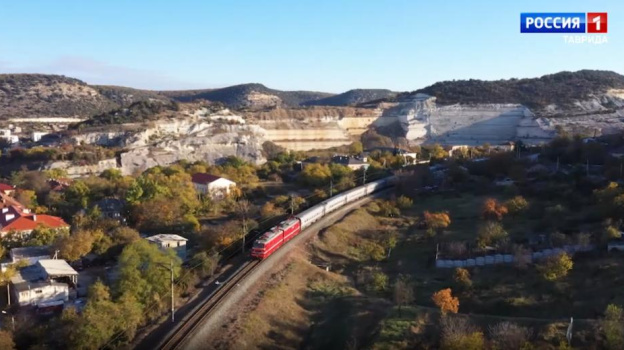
<box><xmin>410</xmin><ymin>70</ymin><xmax>624</xmax><ymax>109</ymax></box>
<box><xmin>303</xmin><ymin>89</ymin><xmax>397</xmax><ymax>106</ymax></box>
<box><xmin>161</xmin><ymin>83</ymin><xmax>334</xmax><ymax>109</ymax></box>
<box><xmin>0</xmin><ymin>74</ymin><xmax>169</xmax><ymax>120</ymax></box>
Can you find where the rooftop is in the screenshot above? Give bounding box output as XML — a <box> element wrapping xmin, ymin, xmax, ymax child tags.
<box><xmin>146</xmin><ymin>234</ymin><xmax>188</xmax><ymax>244</ymax></box>
<box><xmin>10</xmin><ymin>246</ymin><xmax>51</xmax><ymax>260</ymax></box>
<box><xmin>1</xmin><ymin>214</ymin><xmax>69</xmax><ymax>233</ymax></box>
<box><xmin>37</xmin><ymin>259</ymin><xmax>79</xmax><ymax>276</ymax></box>
<box><xmin>191</xmin><ymin>173</ymin><xmax>227</xmax><ymax>185</ymax></box>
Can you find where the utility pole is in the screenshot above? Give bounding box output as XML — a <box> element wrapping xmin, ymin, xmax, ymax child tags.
<box><xmin>170</xmin><ymin>260</ymin><xmax>174</xmax><ymax>323</ymax></box>
<box><xmin>158</xmin><ymin>261</ymin><xmax>175</xmax><ymax>323</ymax></box>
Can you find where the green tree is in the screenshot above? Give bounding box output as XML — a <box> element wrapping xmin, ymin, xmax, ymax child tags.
<box><xmin>65</xmin><ymin>181</ymin><xmax>91</xmax><ymax>209</ymax></box>
<box><xmin>299</xmin><ymin>163</ymin><xmax>332</xmax><ymax>187</ymax></box>
<box><xmin>536</xmin><ymin>253</ymin><xmax>573</xmax><ymax>281</ymax></box>
<box><xmin>349</xmin><ymin>141</ymin><xmax>363</xmax><ymax>155</ymax></box>
<box><xmin>370</xmin><ymin>271</ymin><xmax>389</xmax><ymax>293</ymax></box>
<box><xmin>116</xmin><ymin>240</ymin><xmax>181</xmax><ymax>320</ymax></box>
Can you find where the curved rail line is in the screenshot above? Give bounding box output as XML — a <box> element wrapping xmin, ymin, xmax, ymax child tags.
<box><xmin>160</xmin><ymin>260</ymin><xmax>260</xmax><ymax>350</ymax></box>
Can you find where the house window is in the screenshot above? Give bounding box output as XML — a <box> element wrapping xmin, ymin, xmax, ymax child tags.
<box><xmin>35</xmin><ymin>290</ymin><xmax>43</xmax><ymax>294</ymax></box>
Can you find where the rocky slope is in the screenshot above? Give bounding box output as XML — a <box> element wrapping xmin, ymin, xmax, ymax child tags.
<box><xmin>303</xmin><ymin>89</ymin><xmax>397</xmax><ymax>106</ymax></box>
<box><xmin>0</xmin><ymin>74</ymin><xmax>169</xmax><ymax>120</ymax></box>
<box><xmin>161</xmin><ymin>83</ymin><xmax>334</xmax><ymax>109</ymax></box>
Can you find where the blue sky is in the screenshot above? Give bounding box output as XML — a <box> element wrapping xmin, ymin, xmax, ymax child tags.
<box><xmin>0</xmin><ymin>0</ymin><xmax>621</xmax><ymax>92</ymax></box>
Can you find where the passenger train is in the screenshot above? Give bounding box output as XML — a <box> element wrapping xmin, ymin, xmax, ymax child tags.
<box><xmin>251</xmin><ymin>176</ymin><xmax>396</xmax><ymax>259</ymax></box>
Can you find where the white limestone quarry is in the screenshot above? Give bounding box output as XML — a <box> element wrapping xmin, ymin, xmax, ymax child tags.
<box><xmin>384</xmin><ymin>91</ymin><xmax>624</xmax><ymax>146</ymax></box>
<box><xmin>65</xmin><ymin>114</ymin><xmax>267</xmax><ymax>176</ymax></box>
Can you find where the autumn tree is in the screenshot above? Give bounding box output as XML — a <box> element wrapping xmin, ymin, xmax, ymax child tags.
<box><xmin>602</xmin><ymin>304</ymin><xmax>624</xmax><ymax>350</ymax></box>
<box><xmin>488</xmin><ymin>321</ymin><xmax>533</xmax><ymax>350</ymax></box>
<box><xmin>423</xmin><ymin>211</ymin><xmax>451</xmax><ymax>237</ymax></box>
<box><xmin>505</xmin><ymin>196</ymin><xmax>529</xmax><ymax>216</ymax></box>
<box><xmin>477</xmin><ymin>221</ymin><xmax>508</xmax><ymax>249</ymax></box>
<box><xmin>432</xmin><ymin>288</ymin><xmax>459</xmax><ymax>315</ymax></box>
<box><xmin>453</xmin><ymin>268</ymin><xmax>472</xmax><ymax>289</ymax></box>
<box><xmin>260</xmin><ymin>202</ymin><xmax>284</xmax><ymax>220</ymax></box>
<box><xmin>298</xmin><ymin>163</ymin><xmax>332</xmax><ymax>187</ymax></box>
<box><xmin>536</xmin><ymin>252</ymin><xmax>573</xmax><ymax>281</ymax></box>
<box><xmin>482</xmin><ymin>198</ymin><xmax>508</xmax><ymax>220</ymax></box>
<box><xmin>393</xmin><ymin>275</ymin><xmax>414</xmax><ymax>316</ymax></box>
<box><xmin>54</xmin><ymin>229</ymin><xmax>97</xmax><ymax>262</ymax></box>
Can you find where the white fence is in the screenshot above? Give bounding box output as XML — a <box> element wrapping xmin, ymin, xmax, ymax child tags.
<box><xmin>435</xmin><ymin>244</ymin><xmax>595</xmax><ymax>268</ymax></box>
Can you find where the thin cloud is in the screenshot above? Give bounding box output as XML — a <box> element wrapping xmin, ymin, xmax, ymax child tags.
<box><xmin>0</xmin><ymin>56</ymin><xmax>214</xmax><ymax>90</ymax></box>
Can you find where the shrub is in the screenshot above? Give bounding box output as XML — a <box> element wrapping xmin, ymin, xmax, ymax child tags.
<box><xmin>536</xmin><ymin>252</ymin><xmax>573</xmax><ymax>281</ymax></box>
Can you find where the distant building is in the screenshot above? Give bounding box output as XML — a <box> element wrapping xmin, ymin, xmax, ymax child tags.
<box><xmin>146</xmin><ymin>234</ymin><xmax>188</xmax><ymax>260</ymax></box>
<box><xmin>47</xmin><ymin>178</ymin><xmax>72</xmax><ymax>192</ymax></box>
<box><xmin>191</xmin><ymin>173</ymin><xmax>236</xmax><ymax>199</ymax></box>
<box><xmin>92</xmin><ymin>198</ymin><xmax>126</xmax><ymax>222</ymax></box>
<box><xmin>331</xmin><ymin>155</ymin><xmax>370</xmax><ymax>171</ymax></box>
<box><xmin>10</xmin><ymin>246</ymin><xmax>52</xmax><ymax>265</ymax></box>
<box><xmin>32</xmin><ymin>132</ymin><xmax>49</xmax><ymax>142</ymax></box>
<box><xmin>0</xmin><ymin>183</ymin><xmax>15</xmax><ymax>196</ymax></box>
<box><xmin>0</xmin><ymin>129</ymin><xmax>19</xmax><ymax>144</ymax></box>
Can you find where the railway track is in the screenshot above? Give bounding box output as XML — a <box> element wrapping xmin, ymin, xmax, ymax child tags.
<box><xmin>160</xmin><ymin>260</ymin><xmax>260</xmax><ymax>350</ymax></box>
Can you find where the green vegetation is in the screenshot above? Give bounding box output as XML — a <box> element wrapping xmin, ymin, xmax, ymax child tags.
<box><xmin>414</xmin><ymin>70</ymin><xmax>624</xmax><ymax>109</ymax></box>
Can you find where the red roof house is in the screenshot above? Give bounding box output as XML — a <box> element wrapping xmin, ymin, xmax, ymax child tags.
<box><xmin>0</xmin><ymin>183</ymin><xmax>15</xmax><ymax>196</ymax></box>
<box><xmin>0</xmin><ymin>193</ymin><xmax>69</xmax><ymax>236</ymax></box>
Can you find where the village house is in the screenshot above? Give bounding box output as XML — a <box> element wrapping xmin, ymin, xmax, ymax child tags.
<box><xmin>146</xmin><ymin>234</ymin><xmax>188</xmax><ymax>260</ymax></box>
<box><xmin>10</xmin><ymin>259</ymin><xmax>78</xmax><ymax>308</ymax></box>
<box><xmin>191</xmin><ymin>173</ymin><xmax>236</xmax><ymax>199</ymax></box>
<box><xmin>331</xmin><ymin>155</ymin><xmax>370</xmax><ymax>171</ymax></box>
<box><xmin>92</xmin><ymin>198</ymin><xmax>126</xmax><ymax>223</ymax></box>
<box><xmin>0</xmin><ymin>192</ymin><xmax>69</xmax><ymax>237</ymax></box>
<box><xmin>0</xmin><ymin>183</ymin><xmax>15</xmax><ymax>196</ymax></box>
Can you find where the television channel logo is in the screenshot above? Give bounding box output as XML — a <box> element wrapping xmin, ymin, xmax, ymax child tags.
<box><xmin>521</xmin><ymin>12</ymin><xmax>607</xmax><ymax>33</ymax></box>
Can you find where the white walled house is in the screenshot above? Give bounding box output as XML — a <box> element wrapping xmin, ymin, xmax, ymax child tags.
<box><xmin>191</xmin><ymin>173</ymin><xmax>236</xmax><ymax>199</ymax></box>
<box><xmin>13</xmin><ymin>282</ymin><xmax>69</xmax><ymax>307</ymax></box>
<box><xmin>146</xmin><ymin>234</ymin><xmax>188</xmax><ymax>260</ymax></box>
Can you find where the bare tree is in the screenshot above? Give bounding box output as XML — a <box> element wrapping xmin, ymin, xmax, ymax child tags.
<box><xmin>234</xmin><ymin>199</ymin><xmax>256</xmax><ymax>253</ymax></box>
<box><xmin>441</xmin><ymin>316</ymin><xmax>478</xmax><ymax>346</ymax></box>
<box><xmin>393</xmin><ymin>275</ymin><xmax>415</xmax><ymax>316</ymax></box>
<box><xmin>489</xmin><ymin>321</ymin><xmax>533</xmax><ymax>350</ymax></box>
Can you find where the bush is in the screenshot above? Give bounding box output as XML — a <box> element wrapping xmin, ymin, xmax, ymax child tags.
<box><xmin>396</xmin><ymin>195</ymin><xmax>413</xmax><ymax>210</ymax></box>
<box><xmin>536</xmin><ymin>252</ymin><xmax>573</xmax><ymax>281</ymax></box>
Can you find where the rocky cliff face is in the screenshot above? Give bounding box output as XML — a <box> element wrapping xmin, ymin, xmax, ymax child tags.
<box><xmin>65</xmin><ymin>111</ymin><xmax>266</xmax><ymax>176</ymax></box>
<box><xmin>381</xmin><ymin>90</ymin><xmax>624</xmax><ymax>145</ymax></box>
